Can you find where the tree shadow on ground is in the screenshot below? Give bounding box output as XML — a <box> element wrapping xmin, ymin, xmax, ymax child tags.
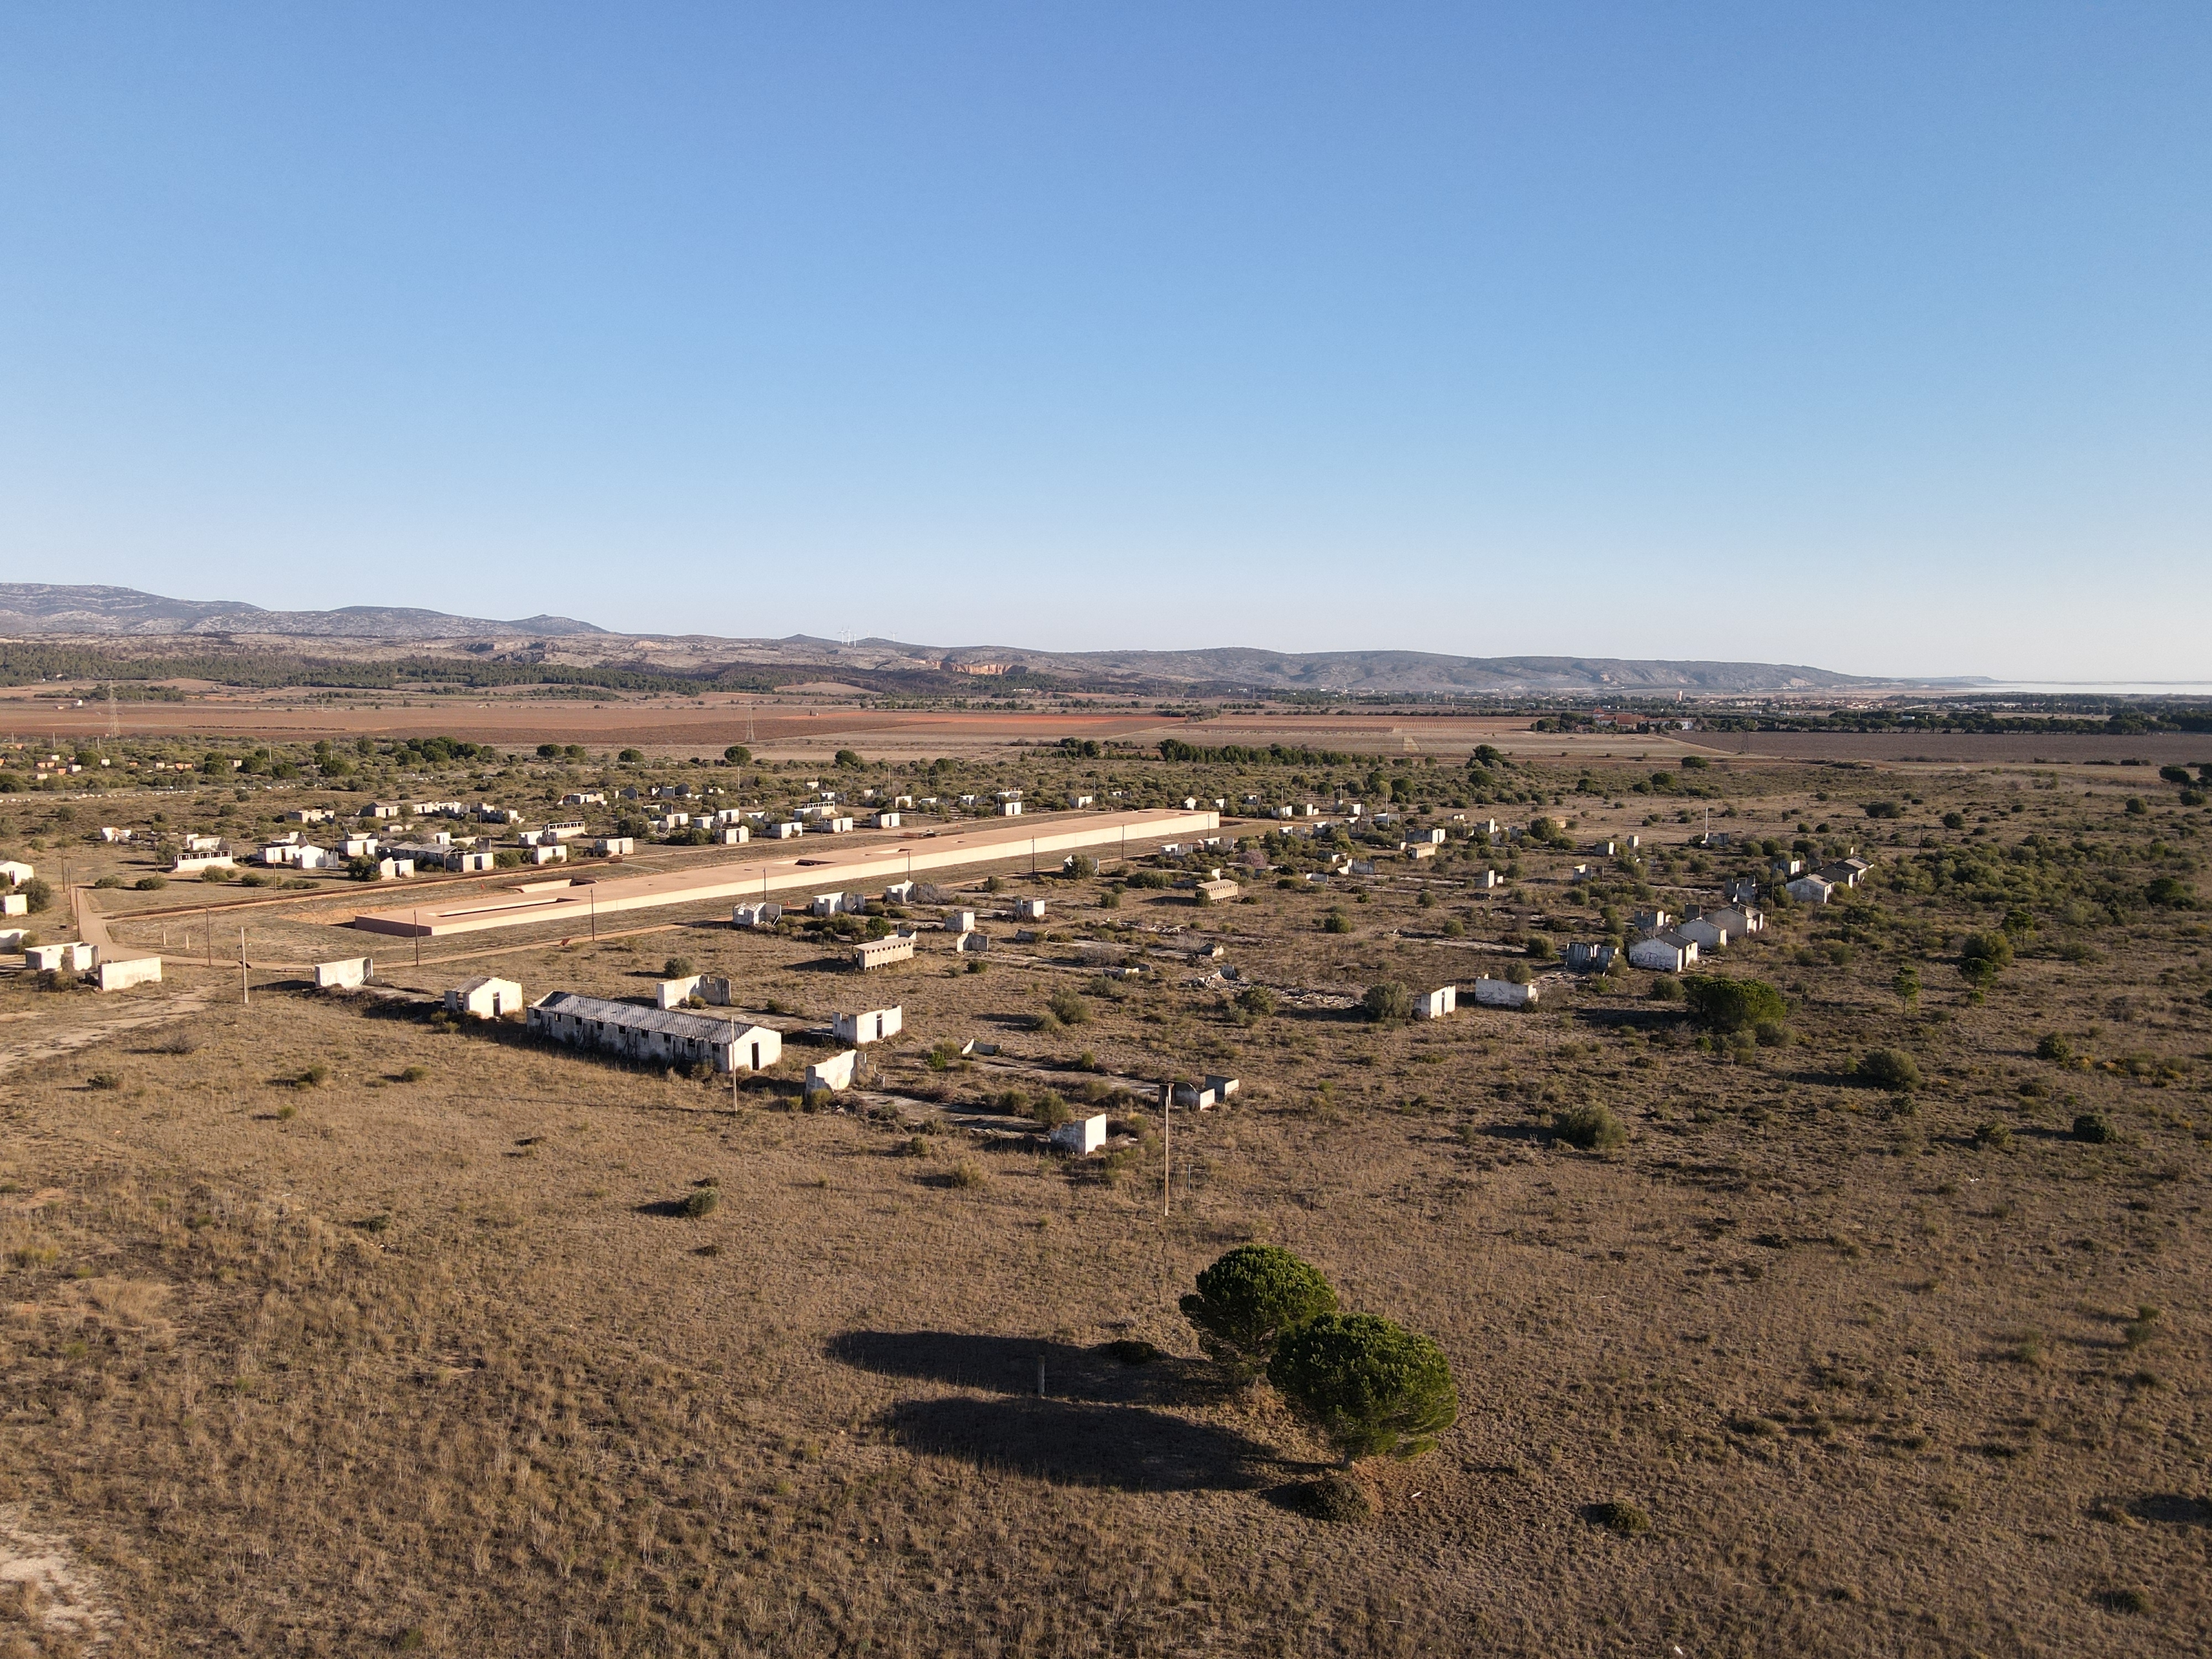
<box><xmin>829</xmin><ymin>1330</ymin><xmax>1208</xmax><ymax>1406</ymax></box>
<box><xmin>880</xmin><ymin>1394</ymin><xmax>1277</xmax><ymax>1493</ymax></box>
<box><xmin>2128</xmin><ymin>1493</ymin><xmax>2212</xmax><ymax>1526</ymax></box>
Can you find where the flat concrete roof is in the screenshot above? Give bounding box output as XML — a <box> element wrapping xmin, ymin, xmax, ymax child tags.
<box><xmin>351</xmin><ymin>808</ymin><xmax>1221</xmax><ymax>939</ymax></box>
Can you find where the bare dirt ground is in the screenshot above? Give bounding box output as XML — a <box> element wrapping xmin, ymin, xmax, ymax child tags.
<box><xmin>1</xmin><ymin>743</ymin><xmax>2208</xmax><ymax>1656</ymax></box>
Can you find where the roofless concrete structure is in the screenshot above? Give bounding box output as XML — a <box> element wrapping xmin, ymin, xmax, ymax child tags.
<box><xmin>350</xmin><ymin>808</ymin><xmax>1221</xmax><ymax>940</ymax></box>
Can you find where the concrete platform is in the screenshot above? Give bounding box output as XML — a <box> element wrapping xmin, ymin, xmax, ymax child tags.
<box><xmin>349</xmin><ymin>808</ymin><xmax>1221</xmax><ymax>940</ymax></box>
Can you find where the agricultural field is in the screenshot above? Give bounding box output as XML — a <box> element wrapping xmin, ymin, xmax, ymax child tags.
<box><xmin>1</xmin><ymin>737</ymin><xmax>2208</xmax><ymax>1656</ymax></box>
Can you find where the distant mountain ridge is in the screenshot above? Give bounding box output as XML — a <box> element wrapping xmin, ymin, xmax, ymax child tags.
<box><xmin>0</xmin><ymin>583</ymin><xmax>603</xmax><ymax>640</ymax></box>
<box><xmin>0</xmin><ymin>583</ymin><xmax>1923</xmax><ymax>693</ymax></box>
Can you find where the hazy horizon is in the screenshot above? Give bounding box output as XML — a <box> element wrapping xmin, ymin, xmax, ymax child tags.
<box><xmin>4</xmin><ymin>5</ymin><xmax>2207</xmax><ymax>678</ymax></box>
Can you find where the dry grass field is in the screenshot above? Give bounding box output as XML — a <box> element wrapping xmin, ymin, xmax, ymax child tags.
<box><xmin>1</xmin><ymin>742</ymin><xmax>2208</xmax><ymax>1656</ymax></box>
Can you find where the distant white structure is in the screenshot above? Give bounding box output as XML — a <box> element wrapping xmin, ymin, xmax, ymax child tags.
<box><xmin>1469</xmin><ymin>977</ymin><xmax>1540</xmax><ymax>1008</ymax></box>
<box><xmin>805</xmin><ymin>1050</ymin><xmax>858</xmax><ymax>1094</ymax></box>
<box><xmin>562</xmin><ymin>791</ymin><xmax>607</xmax><ymax>807</ymax></box>
<box><xmin>1469</xmin><ymin>869</ymin><xmax>1501</xmax><ymax>889</ymax></box>
<box><xmin>658</xmin><ymin>974</ymin><xmax>733</xmax><ymax>1009</ymax></box>
<box><xmin>528</xmin><ymin>990</ymin><xmax>781</xmax><ymax>1073</ymax></box>
<box><xmin>953</xmin><ymin>930</ymin><xmax>990</xmax><ymax>954</ymax></box>
<box><xmin>853</xmin><ymin>935</ymin><xmax>915</xmax><ymax>970</ymax></box>
<box><xmin>594</xmin><ymin>837</ymin><xmax>635</xmax><ymax>857</ymax></box>
<box><xmin>946</xmin><ymin>909</ymin><xmax>978</xmax><ymax>933</ymax></box>
<box><xmin>1171</xmin><ymin>1081</ymin><xmax>1218</xmax><ymax>1109</ymax></box>
<box><xmin>873</xmin><ymin>812</ymin><xmax>901</xmax><ymax>829</ymax></box>
<box><xmin>812</xmin><ymin>891</ymin><xmax>857</xmax><ymax>917</ymax></box>
<box><xmin>1205</xmin><ymin>1074</ymin><xmax>1240</xmax><ymax>1100</ymax></box>
<box><xmin>1</xmin><ymin>894</ymin><xmax>25</xmax><ymax>917</ymax></box>
<box><xmin>1413</xmin><ymin>985</ymin><xmax>1458</xmax><ymax>1020</ymax></box>
<box><xmin>28</xmin><ymin>943</ymin><xmax>95</xmax><ymax>973</ymax></box>
<box><xmin>0</xmin><ymin>929</ymin><xmax>26</xmax><ymax>953</ymax></box>
<box><xmin>1068</xmin><ymin>795</ymin><xmax>1094</xmax><ymax>808</ymax></box>
<box><xmin>1786</xmin><ymin>875</ymin><xmax>1835</xmax><ymax>906</ymax></box>
<box><xmin>1566</xmin><ymin>942</ymin><xmax>1619</xmax><ymax>972</ymax></box>
<box><xmin>173</xmin><ymin>855</ymin><xmax>236</xmax><ymax>876</ymax></box>
<box><xmin>883</xmin><ymin>880</ymin><xmax>916</xmax><ymax>905</ymax></box>
<box><xmin>1676</xmin><ymin>915</ymin><xmax>1733</xmax><ymax>952</ymax></box>
<box><xmin>1000</xmin><ymin>801</ymin><xmax>1022</xmax><ymax>816</ymax></box>
<box><xmin>1196</xmin><ymin>879</ymin><xmax>1239</xmax><ymax>904</ymax></box>
<box><xmin>734</xmin><ymin>901</ymin><xmax>783</xmax><ymax>927</ymax></box>
<box><xmin>0</xmin><ymin>860</ymin><xmax>33</xmax><ymax>886</ymax></box>
<box><xmin>768</xmin><ymin>820</ymin><xmax>802</xmax><ymax>839</ymax></box>
<box><xmin>446</xmin><ymin>976</ymin><xmax>521</xmax><ymax>1019</ymax></box>
<box><xmin>1627</xmin><ymin>935</ymin><xmax>1698</xmax><ymax>973</ymax></box>
<box><xmin>285</xmin><ymin>807</ymin><xmax>335</xmax><ymax>825</ymax></box>
<box><xmin>314</xmin><ymin>957</ymin><xmax>373</xmax><ymax>991</ymax></box>
<box><xmin>96</xmin><ymin>956</ymin><xmax>162</xmax><ymax>992</ymax></box>
<box><xmin>454</xmin><ymin>851</ymin><xmax>496</xmax><ymax>874</ymax></box>
<box><xmin>1416</xmin><ymin>827</ymin><xmax>1447</xmax><ymax>845</ymax></box>
<box><xmin>530</xmin><ymin>844</ymin><xmax>568</xmax><ymax>866</ymax></box>
<box><xmin>1631</xmin><ymin>908</ymin><xmax>1672</xmax><ymax>935</ymax></box>
<box><xmin>98</xmin><ymin>826</ymin><xmax>133</xmax><ymax>843</ymax></box>
<box><xmin>1051</xmin><ymin>1114</ymin><xmax>1108</xmax><ymax>1154</ymax></box>
<box><xmin>833</xmin><ymin>1005</ymin><xmax>902</xmax><ymax>1045</ymax></box>
<box><xmin>1012</xmin><ymin>897</ymin><xmax>1046</xmax><ymax>921</ymax></box>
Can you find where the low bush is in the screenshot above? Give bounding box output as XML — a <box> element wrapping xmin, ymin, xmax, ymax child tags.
<box><xmin>1972</xmin><ymin>1120</ymin><xmax>2012</xmax><ymax>1151</ymax></box>
<box><xmin>398</xmin><ymin>1065</ymin><xmax>430</xmax><ymax>1083</ymax></box>
<box><xmin>1285</xmin><ymin>1473</ymin><xmax>1371</xmax><ymax>1524</ymax></box>
<box><xmin>680</xmin><ymin>1186</ymin><xmax>720</xmax><ymax>1218</ymax></box>
<box><xmin>1646</xmin><ymin>977</ymin><xmax>1683</xmax><ymax>1002</ymax></box>
<box><xmin>1588</xmin><ymin>1500</ymin><xmax>1651</xmax><ymax>1537</ymax></box>
<box><xmin>2036</xmin><ymin>1032</ymin><xmax>2073</xmax><ymax>1062</ymax></box>
<box><xmin>87</xmin><ymin>1071</ymin><xmax>122</xmax><ymax>1091</ymax></box>
<box><xmin>1361</xmin><ymin>980</ymin><xmax>1413</xmax><ymax>1023</ymax></box>
<box><xmin>1322</xmin><ymin>909</ymin><xmax>1352</xmax><ymax>934</ymax></box>
<box><xmin>1553</xmin><ymin>1103</ymin><xmax>1625</xmax><ymax>1151</ymax></box>
<box><xmin>2073</xmin><ymin>1110</ymin><xmax>2117</xmax><ymax>1144</ymax></box>
<box><xmin>1047</xmin><ymin>987</ymin><xmax>1091</xmax><ymax>1026</ymax></box>
<box><xmin>662</xmin><ymin>956</ymin><xmax>694</xmax><ymax>978</ymax></box>
<box><xmin>1682</xmin><ymin>975</ymin><xmax>1786</xmax><ymax>1033</ymax></box>
<box><xmin>134</xmin><ymin>875</ymin><xmax>167</xmax><ymax>891</ymax></box>
<box><xmin>1855</xmin><ymin>1049</ymin><xmax>1920</xmax><ymax>1091</ymax></box>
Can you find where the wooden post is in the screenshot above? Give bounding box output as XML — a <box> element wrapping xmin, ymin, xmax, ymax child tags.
<box><xmin>239</xmin><ymin>928</ymin><xmax>248</xmax><ymax>1005</ymax></box>
<box><xmin>1160</xmin><ymin>1080</ymin><xmax>1172</xmax><ymax>1217</ymax></box>
<box><xmin>204</xmin><ymin>907</ymin><xmax>212</xmax><ymax>968</ymax></box>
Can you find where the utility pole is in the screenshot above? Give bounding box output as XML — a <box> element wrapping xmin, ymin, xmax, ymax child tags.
<box><xmin>413</xmin><ymin>911</ymin><xmax>421</xmax><ymax>968</ymax></box>
<box><xmin>204</xmin><ymin>907</ymin><xmax>212</xmax><ymax>969</ymax></box>
<box><xmin>1160</xmin><ymin>1080</ymin><xmax>1172</xmax><ymax>1218</ymax></box>
<box><xmin>590</xmin><ymin>886</ymin><xmax>597</xmax><ymax>941</ymax></box>
<box><xmin>240</xmin><ymin>928</ymin><xmax>248</xmax><ymax>1005</ymax></box>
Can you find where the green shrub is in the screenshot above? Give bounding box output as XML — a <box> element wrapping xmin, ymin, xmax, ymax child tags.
<box><xmin>2073</xmin><ymin>1110</ymin><xmax>2117</xmax><ymax>1144</ymax></box>
<box><xmin>1588</xmin><ymin>1499</ymin><xmax>1651</xmax><ymax>1537</ymax></box>
<box><xmin>398</xmin><ymin>1065</ymin><xmax>429</xmax><ymax>1083</ymax></box>
<box><xmin>134</xmin><ymin>875</ymin><xmax>167</xmax><ymax>891</ymax></box>
<box><xmin>1322</xmin><ymin>908</ymin><xmax>1352</xmax><ymax>934</ymax></box>
<box><xmin>1235</xmin><ymin>984</ymin><xmax>1276</xmax><ymax>1016</ymax></box>
<box><xmin>1267</xmin><ymin>1313</ymin><xmax>1458</xmax><ymax>1461</ymax></box>
<box><xmin>662</xmin><ymin>956</ymin><xmax>695</xmax><ymax>978</ymax></box>
<box><xmin>1646</xmin><ymin>976</ymin><xmax>1683</xmax><ymax>1003</ymax></box>
<box><xmin>1030</xmin><ymin>1091</ymin><xmax>1072</xmax><ymax>1129</ymax></box>
<box><xmin>1959</xmin><ymin>932</ymin><xmax>2013</xmax><ymax>983</ymax></box>
<box><xmin>2035</xmin><ymin>1032</ymin><xmax>2073</xmax><ymax>1062</ymax></box>
<box><xmin>1180</xmin><ymin>1245</ymin><xmax>1338</xmax><ymax>1375</ymax></box>
<box><xmin>1285</xmin><ymin>1472</ymin><xmax>1372</xmax><ymax>1524</ymax></box>
<box><xmin>1361</xmin><ymin>980</ymin><xmax>1413</xmax><ymax>1023</ymax></box>
<box><xmin>92</xmin><ymin>875</ymin><xmax>123</xmax><ymax>890</ymax></box>
<box><xmin>18</xmin><ymin>878</ymin><xmax>52</xmax><ymax>912</ymax></box>
<box><xmin>945</xmin><ymin>1160</ymin><xmax>988</xmax><ymax>1188</ymax></box>
<box><xmin>1855</xmin><ymin>1049</ymin><xmax>1919</xmax><ymax>1091</ymax></box>
<box><xmin>1553</xmin><ymin>1103</ymin><xmax>1625</xmax><ymax>1151</ymax></box>
<box><xmin>1047</xmin><ymin>987</ymin><xmax>1091</xmax><ymax>1026</ymax></box>
<box><xmin>681</xmin><ymin>1186</ymin><xmax>720</xmax><ymax>1217</ymax></box>
<box><xmin>300</xmin><ymin>1063</ymin><xmax>329</xmax><ymax>1088</ymax></box>
<box><xmin>87</xmin><ymin>1071</ymin><xmax>122</xmax><ymax>1091</ymax></box>
<box><xmin>1972</xmin><ymin>1120</ymin><xmax>2012</xmax><ymax>1151</ymax></box>
<box><xmin>1681</xmin><ymin>975</ymin><xmax>1786</xmax><ymax>1032</ymax></box>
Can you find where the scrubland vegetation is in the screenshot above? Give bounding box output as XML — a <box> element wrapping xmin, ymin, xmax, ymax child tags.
<box><xmin>1</xmin><ymin>735</ymin><xmax>2208</xmax><ymax>1655</ymax></box>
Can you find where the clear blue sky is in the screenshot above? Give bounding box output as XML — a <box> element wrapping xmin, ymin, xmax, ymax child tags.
<box><xmin>3</xmin><ymin>4</ymin><xmax>2206</xmax><ymax>679</ymax></box>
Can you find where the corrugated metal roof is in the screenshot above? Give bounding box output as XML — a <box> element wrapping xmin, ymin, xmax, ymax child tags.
<box><xmin>533</xmin><ymin>990</ymin><xmax>771</xmax><ymax>1044</ymax></box>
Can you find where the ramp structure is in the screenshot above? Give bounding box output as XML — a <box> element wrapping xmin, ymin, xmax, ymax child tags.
<box><xmin>351</xmin><ymin>809</ymin><xmax>1220</xmax><ymax>941</ymax></box>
